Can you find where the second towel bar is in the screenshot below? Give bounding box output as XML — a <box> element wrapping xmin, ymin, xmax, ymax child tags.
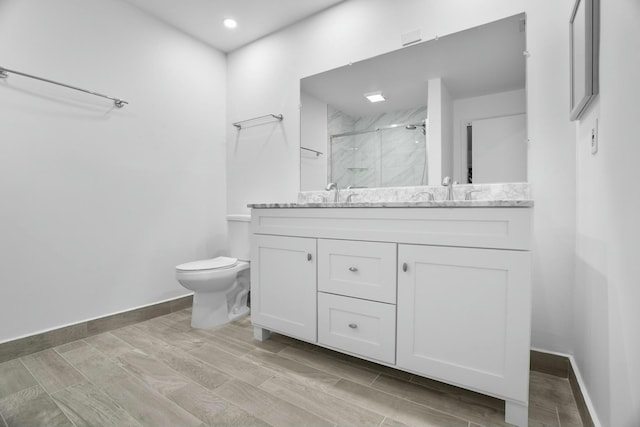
<box><xmin>233</xmin><ymin>113</ymin><xmax>283</xmax><ymax>129</ymax></box>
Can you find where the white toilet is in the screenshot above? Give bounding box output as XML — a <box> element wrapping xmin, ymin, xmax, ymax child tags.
<box><xmin>175</xmin><ymin>215</ymin><xmax>251</xmax><ymax>329</ymax></box>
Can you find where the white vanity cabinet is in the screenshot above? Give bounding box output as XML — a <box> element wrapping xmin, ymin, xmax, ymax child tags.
<box><xmin>250</xmin><ymin>206</ymin><xmax>532</xmax><ymax>427</ymax></box>
<box><xmin>250</xmin><ymin>234</ymin><xmax>317</xmax><ymax>342</ymax></box>
<box><xmin>396</xmin><ymin>244</ymin><xmax>531</xmax><ymax>405</ymax></box>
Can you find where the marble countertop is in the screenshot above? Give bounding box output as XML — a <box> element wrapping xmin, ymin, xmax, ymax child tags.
<box><xmin>248</xmin><ymin>200</ymin><xmax>534</xmax><ymax>208</ymax></box>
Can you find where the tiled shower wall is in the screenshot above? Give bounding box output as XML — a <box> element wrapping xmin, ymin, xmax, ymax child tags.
<box><xmin>328</xmin><ymin>106</ymin><xmax>428</xmax><ymax>188</ymax></box>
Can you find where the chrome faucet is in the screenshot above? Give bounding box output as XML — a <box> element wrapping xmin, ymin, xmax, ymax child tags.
<box><xmin>442</xmin><ymin>176</ymin><xmax>456</xmax><ymax>201</ymax></box>
<box><xmin>325</xmin><ymin>182</ymin><xmax>340</xmax><ymax>203</ymax></box>
<box><xmin>346</xmin><ymin>193</ymin><xmax>357</xmax><ymax>203</ymax></box>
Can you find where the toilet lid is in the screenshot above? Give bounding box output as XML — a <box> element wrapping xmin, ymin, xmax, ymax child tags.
<box><xmin>176</xmin><ymin>256</ymin><xmax>238</xmax><ymax>272</ymax></box>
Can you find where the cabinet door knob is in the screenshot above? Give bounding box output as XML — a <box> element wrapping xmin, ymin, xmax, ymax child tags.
<box><xmin>402</xmin><ymin>262</ymin><xmax>408</xmax><ymax>272</ymax></box>
<box><xmin>307</xmin><ymin>253</ymin><xmax>312</xmax><ymax>261</ymax></box>
<box><xmin>348</xmin><ymin>323</ymin><xmax>358</xmax><ymax>329</ymax></box>
<box><xmin>348</xmin><ymin>266</ymin><xmax>358</xmax><ymax>272</ymax></box>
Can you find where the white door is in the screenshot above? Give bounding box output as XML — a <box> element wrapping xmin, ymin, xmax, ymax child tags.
<box><xmin>472</xmin><ymin>114</ymin><xmax>527</xmax><ymax>183</ymax></box>
<box><xmin>251</xmin><ymin>234</ymin><xmax>317</xmax><ymax>342</ymax></box>
<box><xmin>396</xmin><ymin>244</ymin><xmax>531</xmax><ymax>402</ymax></box>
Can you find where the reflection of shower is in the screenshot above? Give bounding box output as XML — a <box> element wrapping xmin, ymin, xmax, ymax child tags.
<box><xmin>329</xmin><ymin>119</ymin><xmax>428</xmax><ymax>187</ymax></box>
<box><xmin>405</xmin><ymin>122</ymin><xmax>426</xmax><ymax>135</ymax></box>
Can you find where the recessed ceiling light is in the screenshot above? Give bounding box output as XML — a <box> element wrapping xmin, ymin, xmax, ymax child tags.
<box><xmin>364</xmin><ymin>91</ymin><xmax>385</xmax><ymax>103</ymax></box>
<box><xmin>223</xmin><ymin>18</ymin><xmax>237</xmax><ymax>29</ymax></box>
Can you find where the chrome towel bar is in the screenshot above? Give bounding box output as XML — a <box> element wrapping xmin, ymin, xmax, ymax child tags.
<box><xmin>0</xmin><ymin>65</ymin><xmax>128</xmax><ymax>108</ymax></box>
<box><xmin>300</xmin><ymin>147</ymin><xmax>323</xmax><ymax>157</ymax></box>
<box><xmin>232</xmin><ymin>113</ymin><xmax>283</xmax><ymax>129</ymax></box>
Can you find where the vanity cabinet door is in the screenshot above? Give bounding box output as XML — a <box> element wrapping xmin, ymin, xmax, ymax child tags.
<box><xmin>396</xmin><ymin>244</ymin><xmax>531</xmax><ymax>403</ymax></box>
<box><xmin>251</xmin><ymin>235</ymin><xmax>317</xmax><ymax>342</ymax></box>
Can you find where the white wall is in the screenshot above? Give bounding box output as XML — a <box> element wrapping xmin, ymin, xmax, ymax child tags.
<box><xmin>441</xmin><ymin>81</ymin><xmax>454</xmax><ymax>180</ymax></box>
<box><xmin>427</xmin><ymin>78</ymin><xmax>443</xmax><ymax>184</ymax></box>
<box><xmin>427</xmin><ymin>77</ymin><xmax>453</xmax><ymax>184</ymax></box>
<box><xmin>0</xmin><ymin>0</ymin><xmax>228</xmax><ymax>342</ymax></box>
<box><xmin>573</xmin><ymin>0</ymin><xmax>640</xmax><ymax>424</ymax></box>
<box><xmin>452</xmin><ymin>89</ymin><xmax>526</xmax><ymax>182</ymax></box>
<box><xmin>524</xmin><ymin>0</ymin><xmax>577</xmax><ymax>354</ymax></box>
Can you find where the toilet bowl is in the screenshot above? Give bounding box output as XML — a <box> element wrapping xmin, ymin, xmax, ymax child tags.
<box><xmin>175</xmin><ymin>214</ymin><xmax>252</xmax><ymax>329</ymax></box>
<box><xmin>176</xmin><ymin>257</ymin><xmax>250</xmax><ymax>328</ymax></box>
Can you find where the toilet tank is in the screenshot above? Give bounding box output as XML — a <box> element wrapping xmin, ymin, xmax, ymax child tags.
<box><xmin>227</xmin><ymin>214</ymin><xmax>251</xmax><ymax>261</ymax></box>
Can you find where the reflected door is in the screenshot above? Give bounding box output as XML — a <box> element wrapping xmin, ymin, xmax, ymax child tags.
<box><xmin>471</xmin><ymin>114</ymin><xmax>527</xmax><ymax>183</ymax></box>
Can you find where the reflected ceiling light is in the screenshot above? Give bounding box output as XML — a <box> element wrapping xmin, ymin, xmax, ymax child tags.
<box><xmin>223</xmin><ymin>18</ymin><xmax>237</xmax><ymax>29</ymax></box>
<box><xmin>364</xmin><ymin>91</ymin><xmax>385</xmax><ymax>103</ymax></box>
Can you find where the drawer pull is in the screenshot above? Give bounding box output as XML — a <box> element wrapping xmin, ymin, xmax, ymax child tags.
<box><xmin>307</xmin><ymin>253</ymin><xmax>312</xmax><ymax>261</ymax></box>
<box><xmin>348</xmin><ymin>323</ymin><xmax>358</xmax><ymax>329</ymax></box>
<box><xmin>348</xmin><ymin>266</ymin><xmax>358</xmax><ymax>272</ymax></box>
<box><xmin>402</xmin><ymin>262</ymin><xmax>408</xmax><ymax>272</ymax></box>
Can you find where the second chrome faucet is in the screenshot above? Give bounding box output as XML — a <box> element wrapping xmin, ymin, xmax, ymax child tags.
<box><xmin>325</xmin><ymin>182</ymin><xmax>340</xmax><ymax>203</ymax></box>
<box><xmin>442</xmin><ymin>176</ymin><xmax>456</xmax><ymax>201</ymax></box>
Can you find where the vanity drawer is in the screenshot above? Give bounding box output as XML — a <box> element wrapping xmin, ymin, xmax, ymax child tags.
<box><xmin>318</xmin><ymin>292</ymin><xmax>396</xmax><ymax>364</ymax></box>
<box><xmin>318</xmin><ymin>239</ymin><xmax>396</xmax><ymax>303</ymax></box>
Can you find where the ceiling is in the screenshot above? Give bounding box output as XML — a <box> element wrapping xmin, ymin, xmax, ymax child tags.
<box><xmin>124</xmin><ymin>0</ymin><xmax>346</xmax><ymax>52</ymax></box>
<box><xmin>301</xmin><ymin>13</ymin><xmax>527</xmax><ymax>117</ymax></box>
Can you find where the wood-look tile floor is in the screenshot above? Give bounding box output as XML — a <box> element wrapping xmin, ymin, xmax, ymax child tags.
<box><xmin>0</xmin><ymin>310</ymin><xmax>583</xmax><ymax>427</ymax></box>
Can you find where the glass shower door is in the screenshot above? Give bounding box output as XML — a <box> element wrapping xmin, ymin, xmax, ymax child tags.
<box><xmin>379</xmin><ymin>126</ymin><xmax>427</xmax><ymax>187</ymax></box>
<box><xmin>330</xmin><ymin>131</ymin><xmax>380</xmax><ymax>188</ymax></box>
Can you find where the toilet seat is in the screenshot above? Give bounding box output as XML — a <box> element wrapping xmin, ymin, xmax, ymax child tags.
<box><xmin>176</xmin><ymin>256</ymin><xmax>238</xmax><ymax>272</ymax></box>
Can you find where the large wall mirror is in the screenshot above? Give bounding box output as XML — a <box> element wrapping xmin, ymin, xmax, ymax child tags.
<box><xmin>300</xmin><ymin>13</ymin><xmax>527</xmax><ymax>191</ymax></box>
